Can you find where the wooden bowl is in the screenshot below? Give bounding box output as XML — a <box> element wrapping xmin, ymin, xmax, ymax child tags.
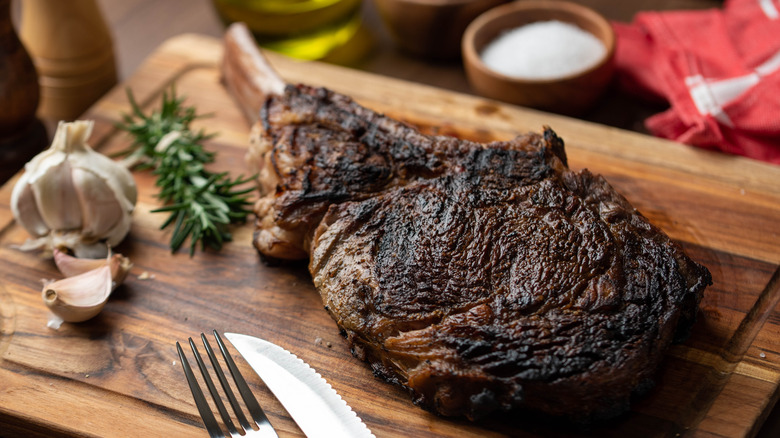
<box><xmin>374</xmin><ymin>0</ymin><xmax>509</xmax><ymax>60</ymax></box>
<box><xmin>462</xmin><ymin>0</ymin><xmax>615</xmax><ymax>114</ymax></box>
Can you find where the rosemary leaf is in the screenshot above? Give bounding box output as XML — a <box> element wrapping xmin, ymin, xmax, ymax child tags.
<box><xmin>117</xmin><ymin>87</ymin><xmax>254</xmax><ymax>255</ymax></box>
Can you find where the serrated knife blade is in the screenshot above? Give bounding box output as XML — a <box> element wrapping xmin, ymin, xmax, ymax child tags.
<box><xmin>224</xmin><ymin>333</ymin><xmax>375</xmax><ymax>438</ymax></box>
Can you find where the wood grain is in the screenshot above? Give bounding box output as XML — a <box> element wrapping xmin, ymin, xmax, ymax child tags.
<box><xmin>1</xmin><ymin>33</ymin><xmax>779</xmax><ymax>438</ymax></box>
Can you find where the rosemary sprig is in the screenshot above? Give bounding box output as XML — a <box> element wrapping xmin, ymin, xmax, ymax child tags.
<box><xmin>117</xmin><ymin>87</ymin><xmax>254</xmax><ymax>256</ymax></box>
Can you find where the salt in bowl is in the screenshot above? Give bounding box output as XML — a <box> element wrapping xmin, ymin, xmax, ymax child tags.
<box><xmin>462</xmin><ymin>0</ymin><xmax>616</xmax><ymax>114</ymax></box>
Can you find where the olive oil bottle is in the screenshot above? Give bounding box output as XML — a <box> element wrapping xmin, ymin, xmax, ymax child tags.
<box><xmin>212</xmin><ymin>0</ymin><xmax>363</xmax><ymax>60</ymax></box>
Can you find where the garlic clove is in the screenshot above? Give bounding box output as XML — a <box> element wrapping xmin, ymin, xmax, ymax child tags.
<box><xmin>10</xmin><ymin>174</ymin><xmax>49</xmax><ymax>237</ymax></box>
<box><xmin>43</xmin><ymin>263</ymin><xmax>112</xmax><ymax>323</ymax></box>
<box><xmin>53</xmin><ymin>248</ymin><xmax>133</xmax><ymax>290</ymax></box>
<box><xmin>62</xmin><ymin>122</ymin><xmax>137</xmax><ymax>255</ymax></box>
<box><xmin>71</xmin><ymin>167</ymin><xmax>124</xmax><ymax>238</ymax></box>
<box><xmin>53</xmin><ymin>248</ymin><xmax>104</xmax><ymax>276</ymax></box>
<box><xmin>31</xmin><ymin>159</ymin><xmax>83</xmax><ymax>232</ymax></box>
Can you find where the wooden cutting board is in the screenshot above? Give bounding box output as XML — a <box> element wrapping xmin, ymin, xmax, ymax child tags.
<box><xmin>1</xmin><ymin>33</ymin><xmax>779</xmax><ymax>438</ymax></box>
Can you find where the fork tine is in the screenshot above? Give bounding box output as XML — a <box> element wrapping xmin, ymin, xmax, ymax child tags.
<box><xmin>212</xmin><ymin>330</ymin><xmax>276</xmax><ymax>433</ymax></box>
<box><xmin>200</xmin><ymin>333</ymin><xmax>252</xmax><ymax>432</ymax></box>
<box><xmin>179</xmin><ymin>333</ymin><xmax>278</xmax><ymax>437</ymax></box>
<box><xmin>189</xmin><ymin>337</ymin><xmax>240</xmax><ymax>436</ymax></box>
<box><xmin>176</xmin><ymin>342</ymin><xmax>224</xmax><ymax>438</ymax></box>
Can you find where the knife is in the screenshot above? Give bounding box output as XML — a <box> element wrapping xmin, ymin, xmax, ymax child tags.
<box><xmin>224</xmin><ymin>333</ymin><xmax>375</xmax><ymax>438</ymax></box>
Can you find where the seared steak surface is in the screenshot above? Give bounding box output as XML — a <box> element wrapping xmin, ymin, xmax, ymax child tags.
<box><xmin>249</xmin><ymin>84</ymin><xmax>712</xmax><ymax>421</ymax></box>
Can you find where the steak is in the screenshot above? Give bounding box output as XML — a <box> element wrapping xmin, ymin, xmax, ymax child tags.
<box><xmin>222</xmin><ymin>23</ymin><xmax>712</xmax><ymax>421</ymax></box>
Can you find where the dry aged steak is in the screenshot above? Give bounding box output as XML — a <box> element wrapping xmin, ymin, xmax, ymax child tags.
<box><xmin>222</xmin><ymin>23</ymin><xmax>712</xmax><ymax>421</ymax></box>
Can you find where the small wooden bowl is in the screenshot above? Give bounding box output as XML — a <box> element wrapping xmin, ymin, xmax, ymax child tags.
<box><xmin>374</xmin><ymin>0</ymin><xmax>508</xmax><ymax>60</ymax></box>
<box><xmin>462</xmin><ymin>0</ymin><xmax>615</xmax><ymax>114</ymax></box>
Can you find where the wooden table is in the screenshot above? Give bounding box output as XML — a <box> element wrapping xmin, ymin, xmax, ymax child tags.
<box><xmin>5</xmin><ymin>0</ymin><xmax>780</xmax><ymax>437</ymax></box>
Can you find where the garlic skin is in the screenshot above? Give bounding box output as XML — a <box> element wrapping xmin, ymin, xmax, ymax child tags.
<box><xmin>11</xmin><ymin>120</ymin><xmax>137</xmax><ymax>258</ymax></box>
<box><xmin>45</xmin><ymin>249</ymin><xmax>133</xmax><ymax>323</ymax></box>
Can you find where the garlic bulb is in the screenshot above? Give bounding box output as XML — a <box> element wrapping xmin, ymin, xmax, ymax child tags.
<box><xmin>11</xmin><ymin>120</ymin><xmax>137</xmax><ymax>258</ymax></box>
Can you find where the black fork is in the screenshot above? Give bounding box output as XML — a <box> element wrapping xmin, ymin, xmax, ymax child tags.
<box><xmin>177</xmin><ymin>330</ymin><xmax>277</xmax><ymax>438</ymax></box>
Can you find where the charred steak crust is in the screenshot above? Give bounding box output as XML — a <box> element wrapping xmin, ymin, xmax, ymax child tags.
<box><xmin>251</xmin><ymin>84</ymin><xmax>567</xmax><ymax>259</ymax></box>
<box><xmin>252</xmin><ymin>84</ymin><xmax>712</xmax><ymax>421</ymax></box>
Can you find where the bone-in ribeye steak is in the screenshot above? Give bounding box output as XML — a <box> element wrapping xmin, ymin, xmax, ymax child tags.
<box><xmin>222</xmin><ymin>24</ymin><xmax>712</xmax><ymax>422</ymax></box>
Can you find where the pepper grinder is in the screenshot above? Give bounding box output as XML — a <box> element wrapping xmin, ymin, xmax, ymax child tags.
<box><xmin>19</xmin><ymin>0</ymin><xmax>118</xmax><ymax>122</ymax></box>
<box><xmin>0</xmin><ymin>0</ymin><xmax>48</xmax><ymax>184</ymax></box>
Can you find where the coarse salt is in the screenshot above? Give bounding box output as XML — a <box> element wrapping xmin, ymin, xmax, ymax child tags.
<box><xmin>481</xmin><ymin>20</ymin><xmax>606</xmax><ymax>80</ymax></box>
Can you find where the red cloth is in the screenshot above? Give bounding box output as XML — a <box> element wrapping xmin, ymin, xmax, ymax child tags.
<box><xmin>613</xmin><ymin>0</ymin><xmax>780</xmax><ymax>163</ymax></box>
